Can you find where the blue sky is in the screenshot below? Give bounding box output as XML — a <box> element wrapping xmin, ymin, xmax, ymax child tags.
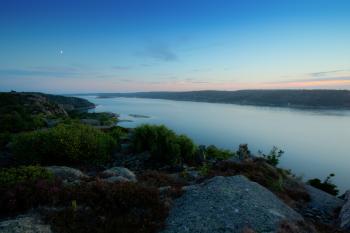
<box><xmin>0</xmin><ymin>0</ymin><xmax>350</xmax><ymax>93</ymax></box>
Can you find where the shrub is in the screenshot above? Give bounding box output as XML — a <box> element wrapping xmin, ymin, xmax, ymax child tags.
<box><xmin>107</xmin><ymin>126</ymin><xmax>126</xmax><ymax>142</ymax></box>
<box><xmin>205</xmin><ymin>145</ymin><xmax>235</xmax><ymax>160</ymax></box>
<box><xmin>12</xmin><ymin>123</ymin><xmax>117</xmax><ymax>166</ymax></box>
<box><xmin>0</xmin><ymin>179</ymin><xmax>64</xmax><ymax>218</ymax></box>
<box><xmin>138</xmin><ymin>170</ymin><xmax>186</xmax><ymax>188</ymax></box>
<box><xmin>198</xmin><ymin>163</ymin><xmax>211</xmax><ymax>176</ymax></box>
<box><xmin>0</xmin><ymin>166</ymin><xmax>62</xmax><ymax>218</ymax></box>
<box><xmin>307</xmin><ymin>173</ymin><xmax>339</xmax><ymax>196</ymax></box>
<box><xmin>0</xmin><ymin>111</ymin><xmax>46</xmax><ymax>133</ymax></box>
<box><xmin>46</xmin><ymin>181</ymin><xmax>167</xmax><ymax>233</ymax></box>
<box><xmin>131</xmin><ymin>124</ymin><xmax>196</xmax><ymax>165</ymax></box>
<box><xmin>176</xmin><ymin>134</ymin><xmax>197</xmax><ymax>163</ymax></box>
<box><xmin>260</xmin><ymin>146</ymin><xmax>284</xmax><ymax>166</ymax></box>
<box><xmin>0</xmin><ymin>165</ymin><xmax>53</xmax><ymax>187</ymax></box>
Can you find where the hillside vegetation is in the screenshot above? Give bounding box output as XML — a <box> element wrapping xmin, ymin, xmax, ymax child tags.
<box><xmin>97</xmin><ymin>89</ymin><xmax>350</xmax><ymax>109</ymax></box>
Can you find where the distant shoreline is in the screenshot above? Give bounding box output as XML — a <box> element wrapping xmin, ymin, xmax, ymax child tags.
<box><xmin>85</xmin><ymin>89</ymin><xmax>350</xmax><ymax>110</ymax></box>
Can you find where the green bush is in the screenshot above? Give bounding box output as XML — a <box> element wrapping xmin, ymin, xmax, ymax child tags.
<box><xmin>307</xmin><ymin>173</ymin><xmax>339</xmax><ymax>196</ymax></box>
<box><xmin>131</xmin><ymin>125</ymin><xmax>180</xmax><ymax>164</ymax></box>
<box><xmin>205</xmin><ymin>145</ymin><xmax>235</xmax><ymax>160</ymax></box>
<box><xmin>176</xmin><ymin>135</ymin><xmax>197</xmax><ymax>163</ymax></box>
<box><xmin>107</xmin><ymin>126</ymin><xmax>126</xmax><ymax>141</ymax></box>
<box><xmin>0</xmin><ymin>165</ymin><xmax>53</xmax><ymax>187</ymax></box>
<box><xmin>0</xmin><ymin>111</ymin><xmax>46</xmax><ymax>133</ymax></box>
<box><xmin>12</xmin><ymin>123</ymin><xmax>117</xmax><ymax>165</ymax></box>
<box><xmin>260</xmin><ymin>146</ymin><xmax>284</xmax><ymax>166</ymax></box>
<box><xmin>131</xmin><ymin>124</ymin><xmax>196</xmax><ymax>165</ymax></box>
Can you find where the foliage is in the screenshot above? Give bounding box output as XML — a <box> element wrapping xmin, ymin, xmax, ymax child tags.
<box><xmin>198</xmin><ymin>163</ymin><xmax>211</xmax><ymax>176</ymax></box>
<box><xmin>69</xmin><ymin>111</ymin><xmax>117</xmax><ymax>126</ymax></box>
<box><xmin>260</xmin><ymin>146</ymin><xmax>284</xmax><ymax>166</ymax></box>
<box><xmin>0</xmin><ymin>165</ymin><xmax>53</xmax><ymax>187</ymax></box>
<box><xmin>176</xmin><ymin>134</ymin><xmax>197</xmax><ymax>163</ymax></box>
<box><xmin>97</xmin><ymin>90</ymin><xmax>350</xmax><ymax>109</ymax></box>
<box><xmin>46</xmin><ymin>181</ymin><xmax>167</xmax><ymax>233</ymax></box>
<box><xmin>0</xmin><ymin>166</ymin><xmax>61</xmax><ymax>218</ymax></box>
<box><xmin>0</xmin><ymin>110</ymin><xmax>46</xmax><ymax>133</ymax></box>
<box><xmin>107</xmin><ymin>126</ymin><xmax>126</xmax><ymax>142</ymax></box>
<box><xmin>0</xmin><ymin>179</ymin><xmax>64</xmax><ymax>218</ymax></box>
<box><xmin>138</xmin><ymin>170</ymin><xmax>186</xmax><ymax>188</ymax></box>
<box><xmin>205</xmin><ymin>145</ymin><xmax>235</xmax><ymax>160</ymax></box>
<box><xmin>0</xmin><ymin>92</ymin><xmax>95</xmax><ymax>133</ymax></box>
<box><xmin>307</xmin><ymin>173</ymin><xmax>339</xmax><ymax>196</ymax></box>
<box><xmin>12</xmin><ymin>123</ymin><xmax>117</xmax><ymax>166</ymax></box>
<box><xmin>0</xmin><ymin>92</ymin><xmax>60</xmax><ymax>133</ymax></box>
<box><xmin>131</xmin><ymin>124</ymin><xmax>196</xmax><ymax>165</ymax></box>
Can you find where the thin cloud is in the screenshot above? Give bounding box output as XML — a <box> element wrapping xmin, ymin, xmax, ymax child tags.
<box><xmin>138</xmin><ymin>43</ymin><xmax>178</xmax><ymax>62</ymax></box>
<box><xmin>308</xmin><ymin>69</ymin><xmax>347</xmax><ymax>77</ymax></box>
<box><xmin>112</xmin><ymin>65</ymin><xmax>132</xmax><ymax>70</ymax></box>
<box><xmin>0</xmin><ymin>67</ymin><xmax>80</xmax><ymax>77</ymax></box>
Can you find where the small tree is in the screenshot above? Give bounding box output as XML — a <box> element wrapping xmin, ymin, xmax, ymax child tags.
<box><xmin>261</xmin><ymin>146</ymin><xmax>284</xmax><ymax>166</ymax></box>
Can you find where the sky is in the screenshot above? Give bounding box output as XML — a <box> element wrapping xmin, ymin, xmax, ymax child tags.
<box><xmin>0</xmin><ymin>0</ymin><xmax>350</xmax><ymax>93</ymax></box>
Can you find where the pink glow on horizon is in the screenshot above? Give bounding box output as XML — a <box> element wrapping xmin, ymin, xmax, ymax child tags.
<box><xmin>5</xmin><ymin>76</ymin><xmax>350</xmax><ymax>93</ymax></box>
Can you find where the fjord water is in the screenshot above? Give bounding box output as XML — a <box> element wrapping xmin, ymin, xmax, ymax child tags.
<box><xmin>84</xmin><ymin>96</ymin><xmax>350</xmax><ymax>192</ymax></box>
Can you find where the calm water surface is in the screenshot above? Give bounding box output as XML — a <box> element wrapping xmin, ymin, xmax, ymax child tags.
<box><xmin>83</xmin><ymin>96</ymin><xmax>350</xmax><ymax>192</ymax></box>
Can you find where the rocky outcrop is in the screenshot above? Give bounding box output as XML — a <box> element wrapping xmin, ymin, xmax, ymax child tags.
<box><xmin>339</xmin><ymin>190</ymin><xmax>350</xmax><ymax>230</ymax></box>
<box><xmin>45</xmin><ymin>166</ymin><xmax>88</xmax><ymax>183</ymax></box>
<box><xmin>161</xmin><ymin>175</ymin><xmax>303</xmax><ymax>233</ymax></box>
<box><xmin>302</xmin><ymin>184</ymin><xmax>344</xmax><ymax>224</ymax></box>
<box><xmin>237</xmin><ymin>144</ymin><xmax>251</xmax><ymax>160</ymax></box>
<box><xmin>101</xmin><ymin>166</ymin><xmax>136</xmax><ymax>182</ymax></box>
<box><xmin>0</xmin><ymin>214</ymin><xmax>52</xmax><ymax>233</ymax></box>
<box><xmin>0</xmin><ymin>92</ymin><xmax>68</xmax><ymax>117</ymax></box>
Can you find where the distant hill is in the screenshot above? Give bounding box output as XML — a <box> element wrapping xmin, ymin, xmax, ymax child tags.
<box><xmin>97</xmin><ymin>90</ymin><xmax>350</xmax><ymax>109</ymax></box>
<box><xmin>0</xmin><ymin>92</ymin><xmax>95</xmax><ymax>133</ymax></box>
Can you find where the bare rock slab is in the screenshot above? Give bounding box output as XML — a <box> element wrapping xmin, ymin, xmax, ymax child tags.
<box><xmin>102</xmin><ymin>166</ymin><xmax>136</xmax><ymax>182</ymax></box>
<box><xmin>161</xmin><ymin>175</ymin><xmax>303</xmax><ymax>233</ymax></box>
<box><xmin>339</xmin><ymin>190</ymin><xmax>350</xmax><ymax>230</ymax></box>
<box><xmin>302</xmin><ymin>184</ymin><xmax>344</xmax><ymax>224</ymax></box>
<box><xmin>0</xmin><ymin>214</ymin><xmax>52</xmax><ymax>233</ymax></box>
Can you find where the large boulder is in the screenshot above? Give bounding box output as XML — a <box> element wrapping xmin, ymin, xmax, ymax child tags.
<box><xmin>161</xmin><ymin>175</ymin><xmax>303</xmax><ymax>233</ymax></box>
<box><xmin>0</xmin><ymin>214</ymin><xmax>52</xmax><ymax>233</ymax></box>
<box><xmin>339</xmin><ymin>190</ymin><xmax>350</xmax><ymax>230</ymax></box>
<box><xmin>302</xmin><ymin>184</ymin><xmax>344</xmax><ymax>224</ymax></box>
<box><xmin>101</xmin><ymin>166</ymin><xmax>136</xmax><ymax>182</ymax></box>
<box><xmin>45</xmin><ymin>166</ymin><xmax>88</xmax><ymax>183</ymax></box>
